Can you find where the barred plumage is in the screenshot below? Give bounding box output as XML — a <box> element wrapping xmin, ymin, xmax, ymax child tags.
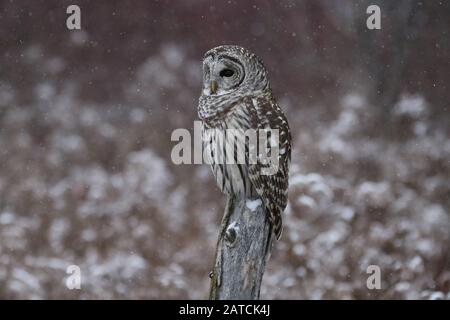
<box><xmin>198</xmin><ymin>45</ymin><xmax>291</xmax><ymax>240</ymax></box>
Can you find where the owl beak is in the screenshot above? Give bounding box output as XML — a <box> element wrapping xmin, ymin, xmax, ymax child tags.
<box><xmin>210</xmin><ymin>80</ymin><xmax>218</xmax><ymax>95</ymax></box>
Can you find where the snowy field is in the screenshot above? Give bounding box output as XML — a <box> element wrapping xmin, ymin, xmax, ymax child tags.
<box><xmin>0</xmin><ymin>0</ymin><xmax>449</xmax><ymax>299</ymax></box>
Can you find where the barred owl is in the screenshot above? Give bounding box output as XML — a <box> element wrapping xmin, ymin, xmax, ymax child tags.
<box><xmin>198</xmin><ymin>45</ymin><xmax>291</xmax><ymax>240</ymax></box>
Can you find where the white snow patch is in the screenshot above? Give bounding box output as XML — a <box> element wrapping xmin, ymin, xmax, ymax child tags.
<box><xmin>341</xmin><ymin>93</ymin><xmax>365</xmax><ymax>110</ymax></box>
<box><xmin>298</xmin><ymin>195</ymin><xmax>316</xmax><ymax>208</ymax></box>
<box><xmin>0</xmin><ymin>211</ymin><xmax>15</xmax><ymax>224</ymax></box>
<box><xmin>429</xmin><ymin>292</ymin><xmax>445</xmax><ymax>300</ymax></box>
<box><xmin>246</xmin><ymin>199</ymin><xmax>262</xmax><ymax>212</ymax></box>
<box><xmin>394</xmin><ymin>94</ymin><xmax>428</xmax><ymax>119</ymax></box>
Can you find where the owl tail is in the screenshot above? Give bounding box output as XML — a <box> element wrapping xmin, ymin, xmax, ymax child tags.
<box><xmin>267</xmin><ymin>206</ymin><xmax>283</xmax><ymax>241</ymax></box>
<box><xmin>264</xmin><ymin>213</ymin><xmax>282</xmax><ymax>258</ymax></box>
<box><xmin>273</xmin><ymin>215</ymin><xmax>283</xmax><ymax>241</ymax></box>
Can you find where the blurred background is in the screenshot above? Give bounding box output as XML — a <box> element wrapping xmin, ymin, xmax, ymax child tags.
<box><xmin>0</xmin><ymin>0</ymin><xmax>449</xmax><ymax>299</ymax></box>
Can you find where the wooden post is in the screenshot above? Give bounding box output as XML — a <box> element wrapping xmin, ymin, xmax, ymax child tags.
<box><xmin>209</xmin><ymin>196</ymin><xmax>273</xmax><ymax>300</ymax></box>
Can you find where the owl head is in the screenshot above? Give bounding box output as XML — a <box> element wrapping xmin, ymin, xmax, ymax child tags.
<box><xmin>201</xmin><ymin>45</ymin><xmax>270</xmax><ymax>97</ymax></box>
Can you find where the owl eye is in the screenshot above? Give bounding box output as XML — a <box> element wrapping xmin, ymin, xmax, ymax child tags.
<box><xmin>220</xmin><ymin>69</ymin><xmax>234</xmax><ymax>77</ymax></box>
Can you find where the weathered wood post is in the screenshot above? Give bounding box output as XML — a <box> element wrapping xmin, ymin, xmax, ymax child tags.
<box><xmin>209</xmin><ymin>196</ymin><xmax>273</xmax><ymax>300</ymax></box>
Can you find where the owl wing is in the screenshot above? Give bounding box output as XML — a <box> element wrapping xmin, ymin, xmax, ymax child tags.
<box><xmin>246</xmin><ymin>95</ymin><xmax>291</xmax><ymax>240</ymax></box>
